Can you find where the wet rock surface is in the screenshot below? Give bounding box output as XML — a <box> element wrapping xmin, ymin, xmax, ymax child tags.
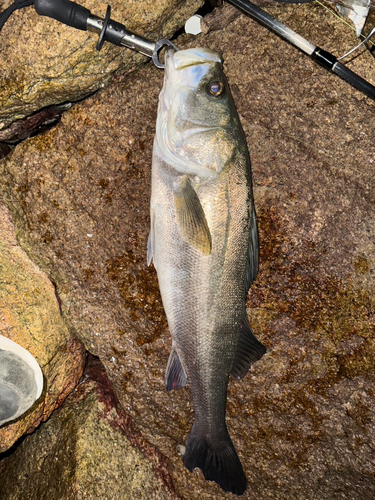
<box><xmin>0</xmin><ymin>355</ymin><xmax>176</xmax><ymax>500</ymax></box>
<box><xmin>0</xmin><ymin>2</ymin><xmax>374</xmax><ymax>499</ymax></box>
<box><xmin>0</xmin><ymin>203</ymin><xmax>86</xmax><ymax>453</ymax></box>
<box><xmin>0</xmin><ymin>0</ymin><xmax>204</xmax><ymax>127</ymax></box>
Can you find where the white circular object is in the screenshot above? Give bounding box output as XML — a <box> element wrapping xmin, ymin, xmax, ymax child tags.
<box><xmin>185</xmin><ymin>15</ymin><xmax>203</xmax><ymax>36</ymax></box>
<box><xmin>176</xmin><ymin>444</ymin><xmax>186</xmax><ymax>456</ymax></box>
<box><xmin>0</xmin><ymin>335</ymin><xmax>43</xmax><ymax>426</ymax></box>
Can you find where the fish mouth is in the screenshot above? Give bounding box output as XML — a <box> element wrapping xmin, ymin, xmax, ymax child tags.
<box><xmin>164</xmin><ymin>47</ymin><xmax>222</xmax><ymax>79</ymax></box>
<box><xmin>164</xmin><ymin>47</ymin><xmax>175</xmax><ymax>66</ymax></box>
<box><xmin>171</xmin><ymin>48</ymin><xmax>222</xmax><ymax>69</ymax></box>
<box><xmin>164</xmin><ymin>48</ymin><xmax>176</xmax><ymax>84</ymax></box>
<box><xmin>155</xmin><ymin>47</ymin><xmax>225</xmax><ymax>179</ymax></box>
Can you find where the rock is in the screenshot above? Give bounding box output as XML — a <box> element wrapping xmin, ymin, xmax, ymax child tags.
<box><xmin>0</xmin><ymin>104</ymin><xmax>71</xmax><ymax>143</ymax></box>
<box><xmin>201</xmin><ymin>3</ymin><xmax>241</xmax><ymax>34</ymax></box>
<box><xmin>0</xmin><ymin>203</ymin><xmax>86</xmax><ymax>453</ymax></box>
<box><xmin>0</xmin><ymin>0</ymin><xmax>204</xmax><ymax>127</ymax></box>
<box><xmin>0</xmin><ymin>143</ymin><xmax>11</xmax><ymax>160</ymax></box>
<box><xmin>0</xmin><ymin>2</ymin><xmax>374</xmax><ymax>498</ymax></box>
<box><xmin>0</xmin><ymin>355</ymin><xmax>177</xmax><ymax>500</ymax></box>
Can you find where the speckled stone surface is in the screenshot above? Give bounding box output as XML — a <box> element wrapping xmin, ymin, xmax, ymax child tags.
<box><xmin>0</xmin><ymin>2</ymin><xmax>374</xmax><ymax>498</ymax></box>
<box><xmin>0</xmin><ymin>356</ymin><xmax>176</xmax><ymax>500</ymax></box>
<box><xmin>0</xmin><ymin>203</ymin><xmax>85</xmax><ymax>453</ymax></box>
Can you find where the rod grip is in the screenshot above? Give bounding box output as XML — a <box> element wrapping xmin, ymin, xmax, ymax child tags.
<box><xmin>34</xmin><ymin>0</ymin><xmax>90</xmax><ymax>30</ymax></box>
<box><xmin>333</xmin><ymin>62</ymin><xmax>375</xmax><ymax>101</ymax></box>
<box><xmin>312</xmin><ymin>47</ymin><xmax>375</xmax><ymax>101</ymax></box>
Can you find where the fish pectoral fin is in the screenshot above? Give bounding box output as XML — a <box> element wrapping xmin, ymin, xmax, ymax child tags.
<box><xmin>173</xmin><ymin>176</ymin><xmax>212</xmax><ymax>255</ymax></box>
<box><xmin>230</xmin><ymin>317</ymin><xmax>266</xmax><ymax>380</ymax></box>
<box><xmin>165</xmin><ymin>347</ymin><xmax>187</xmax><ymax>392</ymax></box>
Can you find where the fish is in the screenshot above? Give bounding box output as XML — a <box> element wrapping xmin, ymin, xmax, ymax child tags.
<box><xmin>148</xmin><ymin>47</ymin><xmax>266</xmax><ymax>496</ymax></box>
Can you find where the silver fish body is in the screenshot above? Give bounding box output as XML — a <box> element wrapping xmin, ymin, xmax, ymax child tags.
<box><xmin>148</xmin><ymin>48</ymin><xmax>266</xmax><ymax>495</ymax></box>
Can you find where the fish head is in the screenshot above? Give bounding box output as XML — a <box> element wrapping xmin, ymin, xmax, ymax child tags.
<box><xmin>155</xmin><ymin>48</ymin><xmax>245</xmax><ymax>179</ymax></box>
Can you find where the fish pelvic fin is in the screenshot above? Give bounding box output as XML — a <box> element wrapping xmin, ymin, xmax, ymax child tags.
<box><xmin>183</xmin><ymin>424</ymin><xmax>247</xmax><ymax>496</ymax></box>
<box><xmin>173</xmin><ymin>175</ymin><xmax>212</xmax><ymax>255</ymax></box>
<box><xmin>165</xmin><ymin>347</ymin><xmax>187</xmax><ymax>392</ymax></box>
<box><xmin>230</xmin><ymin>316</ymin><xmax>266</xmax><ymax>380</ymax></box>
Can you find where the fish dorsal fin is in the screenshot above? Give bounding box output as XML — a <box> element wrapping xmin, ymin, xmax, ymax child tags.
<box><xmin>173</xmin><ymin>176</ymin><xmax>212</xmax><ymax>255</ymax></box>
<box><xmin>165</xmin><ymin>347</ymin><xmax>187</xmax><ymax>392</ymax></box>
<box><xmin>230</xmin><ymin>316</ymin><xmax>266</xmax><ymax>380</ymax></box>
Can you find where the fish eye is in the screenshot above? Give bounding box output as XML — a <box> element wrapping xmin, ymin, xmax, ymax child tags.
<box><xmin>207</xmin><ymin>81</ymin><xmax>225</xmax><ymax>98</ymax></box>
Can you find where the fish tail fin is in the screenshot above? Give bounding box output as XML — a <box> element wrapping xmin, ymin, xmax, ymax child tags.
<box><xmin>183</xmin><ymin>424</ymin><xmax>247</xmax><ymax>496</ymax></box>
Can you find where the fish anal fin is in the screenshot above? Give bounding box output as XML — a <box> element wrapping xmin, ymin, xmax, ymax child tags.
<box><xmin>231</xmin><ymin>317</ymin><xmax>266</xmax><ymax>380</ymax></box>
<box><xmin>165</xmin><ymin>347</ymin><xmax>187</xmax><ymax>392</ymax></box>
<box><xmin>173</xmin><ymin>176</ymin><xmax>212</xmax><ymax>255</ymax></box>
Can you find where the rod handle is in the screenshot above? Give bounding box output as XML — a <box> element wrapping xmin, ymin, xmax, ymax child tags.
<box><xmin>34</xmin><ymin>0</ymin><xmax>90</xmax><ymax>31</ymax></box>
<box><xmin>333</xmin><ymin>62</ymin><xmax>375</xmax><ymax>101</ymax></box>
<box><xmin>312</xmin><ymin>47</ymin><xmax>375</xmax><ymax>101</ymax></box>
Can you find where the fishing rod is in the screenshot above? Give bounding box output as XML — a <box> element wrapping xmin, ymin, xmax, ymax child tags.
<box><xmin>226</xmin><ymin>0</ymin><xmax>375</xmax><ymax>100</ymax></box>
<box><xmin>0</xmin><ymin>0</ymin><xmax>374</xmax><ymax>99</ymax></box>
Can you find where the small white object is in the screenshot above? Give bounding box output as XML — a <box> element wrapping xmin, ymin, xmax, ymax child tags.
<box><xmin>0</xmin><ymin>335</ymin><xmax>44</xmax><ymax>427</ymax></box>
<box><xmin>176</xmin><ymin>444</ymin><xmax>186</xmax><ymax>456</ymax></box>
<box><xmin>185</xmin><ymin>15</ymin><xmax>203</xmax><ymax>36</ymax></box>
<box><xmin>0</xmin><ymin>336</ymin><xmax>43</xmax><ymax>398</ymax></box>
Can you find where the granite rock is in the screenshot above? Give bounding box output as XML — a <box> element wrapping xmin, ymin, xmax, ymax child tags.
<box><xmin>0</xmin><ymin>0</ymin><xmax>204</xmax><ymax>127</ymax></box>
<box><xmin>0</xmin><ymin>202</ymin><xmax>86</xmax><ymax>453</ymax></box>
<box><xmin>0</xmin><ymin>356</ymin><xmax>176</xmax><ymax>500</ymax></box>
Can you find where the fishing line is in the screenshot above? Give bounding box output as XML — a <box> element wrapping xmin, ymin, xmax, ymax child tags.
<box><xmin>227</xmin><ymin>0</ymin><xmax>375</xmax><ymax>99</ymax></box>
<box><xmin>315</xmin><ymin>0</ymin><xmax>363</xmax><ymax>32</ymax></box>
<box><xmin>337</xmin><ymin>26</ymin><xmax>375</xmax><ymax>59</ymax></box>
<box><xmin>314</xmin><ymin>0</ymin><xmax>375</xmax><ymax>62</ymax></box>
<box><xmin>314</xmin><ymin>0</ymin><xmax>375</xmax><ymax>47</ymax></box>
